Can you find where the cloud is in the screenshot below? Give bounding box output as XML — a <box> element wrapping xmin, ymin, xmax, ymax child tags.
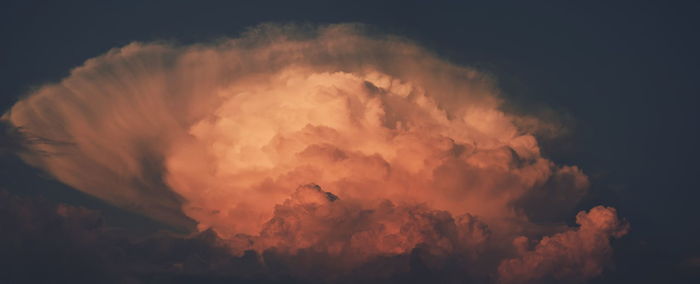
<box><xmin>250</xmin><ymin>184</ymin><xmax>489</xmax><ymax>260</ymax></box>
<box><xmin>0</xmin><ymin>189</ymin><xmax>268</xmax><ymax>283</ymax></box>
<box><xmin>0</xmin><ymin>190</ymin><xmax>110</xmax><ymax>283</ymax></box>
<box><xmin>2</xmin><ymin>23</ymin><xmax>627</xmax><ymax>282</ymax></box>
<box><xmin>497</xmin><ymin>206</ymin><xmax>629</xmax><ymax>283</ymax></box>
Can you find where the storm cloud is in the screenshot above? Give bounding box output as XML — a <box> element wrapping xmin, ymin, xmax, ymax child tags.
<box><xmin>2</xmin><ymin>24</ymin><xmax>628</xmax><ymax>283</ymax></box>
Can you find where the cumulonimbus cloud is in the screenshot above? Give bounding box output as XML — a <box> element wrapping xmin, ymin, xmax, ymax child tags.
<box><xmin>2</xmin><ymin>24</ymin><xmax>627</xmax><ymax>283</ymax></box>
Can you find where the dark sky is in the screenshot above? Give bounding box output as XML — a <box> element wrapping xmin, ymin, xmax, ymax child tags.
<box><xmin>1</xmin><ymin>1</ymin><xmax>699</xmax><ymax>283</ymax></box>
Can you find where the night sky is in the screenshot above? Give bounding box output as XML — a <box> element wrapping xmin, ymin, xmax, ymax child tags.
<box><xmin>1</xmin><ymin>1</ymin><xmax>699</xmax><ymax>283</ymax></box>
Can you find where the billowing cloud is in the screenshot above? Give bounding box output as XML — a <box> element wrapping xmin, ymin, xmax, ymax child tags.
<box><xmin>2</xmin><ymin>23</ymin><xmax>627</xmax><ymax>282</ymax></box>
<box><xmin>498</xmin><ymin>206</ymin><xmax>629</xmax><ymax>283</ymax></box>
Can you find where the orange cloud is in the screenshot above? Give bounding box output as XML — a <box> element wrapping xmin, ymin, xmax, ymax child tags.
<box><xmin>498</xmin><ymin>206</ymin><xmax>629</xmax><ymax>283</ymax></box>
<box><xmin>2</xmin><ymin>24</ymin><xmax>627</xmax><ymax>282</ymax></box>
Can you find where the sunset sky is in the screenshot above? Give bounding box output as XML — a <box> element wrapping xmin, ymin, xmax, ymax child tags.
<box><xmin>1</xmin><ymin>1</ymin><xmax>699</xmax><ymax>283</ymax></box>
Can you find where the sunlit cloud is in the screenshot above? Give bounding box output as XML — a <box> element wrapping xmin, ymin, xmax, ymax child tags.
<box><xmin>2</xmin><ymin>23</ymin><xmax>627</xmax><ymax>283</ymax></box>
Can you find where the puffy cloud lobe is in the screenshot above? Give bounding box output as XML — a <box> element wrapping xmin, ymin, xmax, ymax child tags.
<box><xmin>498</xmin><ymin>206</ymin><xmax>630</xmax><ymax>283</ymax></box>
<box><xmin>2</xmin><ymin>24</ymin><xmax>627</xmax><ymax>282</ymax></box>
<box><xmin>248</xmin><ymin>184</ymin><xmax>490</xmax><ymax>262</ymax></box>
